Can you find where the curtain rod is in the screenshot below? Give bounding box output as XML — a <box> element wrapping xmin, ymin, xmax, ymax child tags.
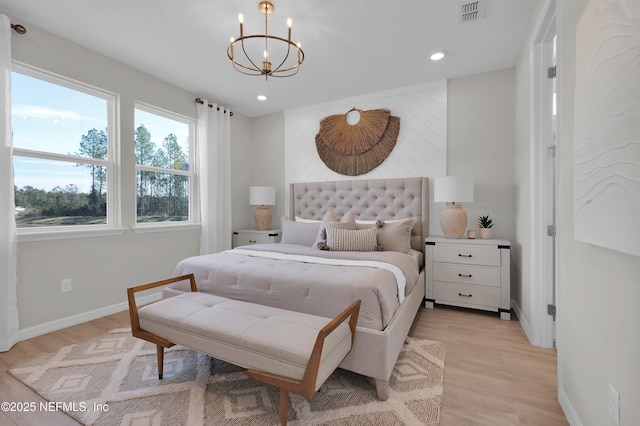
<box><xmin>195</xmin><ymin>98</ymin><xmax>233</xmax><ymax>116</ymax></box>
<box><xmin>11</xmin><ymin>23</ymin><xmax>27</xmax><ymax>34</ymax></box>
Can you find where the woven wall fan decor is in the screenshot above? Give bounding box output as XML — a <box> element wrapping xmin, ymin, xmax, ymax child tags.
<box><xmin>315</xmin><ymin>108</ymin><xmax>400</xmax><ymax>176</ymax></box>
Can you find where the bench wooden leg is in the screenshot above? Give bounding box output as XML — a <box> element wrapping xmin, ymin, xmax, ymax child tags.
<box><xmin>280</xmin><ymin>388</ymin><xmax>289</xmax><ymax>426</ymax></box>
<box><xmin>156</xmin><ymin>345</ymin><xmax>164</xmax><ymax>379</ymax></box>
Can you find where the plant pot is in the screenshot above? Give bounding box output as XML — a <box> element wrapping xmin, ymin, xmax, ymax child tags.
<box><xmin>479</xmin><ymin>228</ymin><xmax>492</xmax><ymax>239</ymax></box>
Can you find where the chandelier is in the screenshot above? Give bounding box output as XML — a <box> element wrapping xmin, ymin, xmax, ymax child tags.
<box><xmin>227</xmin><ymin>1</ymin><xmax>304</xmax><ymax>79</ymax></box>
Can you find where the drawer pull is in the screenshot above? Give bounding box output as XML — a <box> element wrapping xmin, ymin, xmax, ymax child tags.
<box><xmin>458</xmin><ymin>254</ymin><xmax>472</xmax><ymax>258</ymax></box>
<box><xmin>458</xmin><ymin>273</ymin><xmax>473</xmax><ymax>278</ymax></box>
<box><xmin>249</xmin><ymin>240</ymin><xmax>257</xmax><ymax>243</ymax></box>
<box><xmin>458</xmin><ymin>293</ymin><xmax>473</xmax><ymax>298</ymax></box>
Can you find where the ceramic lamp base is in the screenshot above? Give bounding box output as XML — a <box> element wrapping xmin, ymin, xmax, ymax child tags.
<box><xmin>254</xmin><ymin>205</ymin><xmax>272</xmax><ymax>231</ymax></box>
<box><xmin>440</xmin><ymin>204</ymin><xmax>468</xmax><ymax>238</ymax></box>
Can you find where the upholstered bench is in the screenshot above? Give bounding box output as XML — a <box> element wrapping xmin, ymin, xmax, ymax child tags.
<box><xmin>127</xmin><ymin>274</ymin><xmax>360</xmax><ymax>426</ymax></box>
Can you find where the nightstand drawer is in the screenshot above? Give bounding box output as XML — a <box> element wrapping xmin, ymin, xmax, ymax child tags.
<box><xmin>232</xmin><ymin>229</ymin><xmax>281</xmax><ymax>248</ymax></box>
<box><xmin>432</xmin><ymin>263</ymin><xmax>501</xmax><ymax>288</ymax></box>
<box><xmin>234</xmin><ymin>233</ymin><xmax>266</xmax><ymax>246</ymax></box>
<box><xmin>433</xmin><ymin>244</ymin><xmax>501</xmax><ymax>266</ymax></box>
<box><xmin>434</xmin><ymin>282</ymin><xmax>500</xmax><ymax>308</ymax></box>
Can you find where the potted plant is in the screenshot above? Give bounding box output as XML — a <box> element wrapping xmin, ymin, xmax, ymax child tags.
<box><xmin>478</xmin><ymin>215</ymin><xmax>493</xmax><ymax>239</ymax></box>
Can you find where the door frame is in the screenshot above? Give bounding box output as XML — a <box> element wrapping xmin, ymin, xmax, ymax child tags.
<box><xmin>530</xmin><ymin>0</ymin><xmax>558</xmax><ymax>350</ymax></box>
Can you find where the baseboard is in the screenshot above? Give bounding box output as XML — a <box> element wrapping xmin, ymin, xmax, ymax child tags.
<box><xmin>559</xmin><ymin>387</ymin><xmax>583</xmax><ymax>426</ymax></box>
<box><xmin>510</xmin><ymin>299</ymin><xmax>535</xmax><ymax>345</ymax></box>
<box><xmin>16</xmin><ymin>292</ymin><xmax>162</xmax><ymax>342</ymax></box>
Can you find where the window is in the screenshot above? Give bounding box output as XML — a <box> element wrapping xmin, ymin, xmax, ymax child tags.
<box><xmin>134</xmin><ymin>105</ymin><xmax>194</xmax><ymax>224</ymax></box>
<box><xmin>12</xmin><ymin>66</ymin><xmax>116</xmax><ymax>229</ymax></box>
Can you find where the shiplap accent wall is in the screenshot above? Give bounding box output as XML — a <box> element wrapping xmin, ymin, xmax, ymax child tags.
<box><xmin>284</xmin><ymin>80</ymin><xmax>447</xmax><ymax>234</ymax></box>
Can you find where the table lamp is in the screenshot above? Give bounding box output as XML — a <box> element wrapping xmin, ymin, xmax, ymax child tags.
<box><xmin>434</xmin><ymin>176</ymin><xmax>474</xmax><ymax>238</ymax></box>
<box><xmin>250</xmin><ymin>186</ymin><xmax>276</xmax><ymax>230</ymax></box>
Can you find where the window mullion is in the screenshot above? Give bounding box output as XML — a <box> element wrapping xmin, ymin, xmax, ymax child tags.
<box><xmin>14</xmin><ymin>148</ymin><xmax>110</xmax><ymax>167</ymax></box>
<box><xmin>135</xmin><ymin>164</ymin><xmax>191</xmax><ymax>177</ymax></box>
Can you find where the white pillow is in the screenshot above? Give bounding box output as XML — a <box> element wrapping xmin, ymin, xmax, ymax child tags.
<box><xmin>294</xmin><ymin>216</ymin><xmax>322</xmax><ymax>223</ymax></box>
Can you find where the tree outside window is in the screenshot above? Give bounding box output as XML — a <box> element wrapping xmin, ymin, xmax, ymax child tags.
<box><xmin>134</xmin><ymin>106</ymin><xmax>194</xmax><ymax>223</ymax></box>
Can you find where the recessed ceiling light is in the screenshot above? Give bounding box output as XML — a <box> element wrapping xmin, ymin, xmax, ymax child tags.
<box><xmin>257</xmin><ymin>95</ymin><xmax>267</xmax><ymax>101</ymax></box>
<box><xmin>430</xmin><ymin>51</ymin><xmax>446</xmax><ymax>61</ymax></box>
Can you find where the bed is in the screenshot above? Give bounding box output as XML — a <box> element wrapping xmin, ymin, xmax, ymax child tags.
<box><xmin>164</xmin><ymin>177</ymin><xmax>428</xmax><ymax>400</ymax></box>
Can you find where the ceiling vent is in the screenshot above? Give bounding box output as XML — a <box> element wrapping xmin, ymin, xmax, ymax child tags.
<box><xmin>459</xmin><ymin>0</ymin><xmax>485</xmax><ymax>23</ymax></box>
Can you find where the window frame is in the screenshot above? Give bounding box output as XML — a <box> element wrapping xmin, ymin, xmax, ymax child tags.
<box><xmin>12</xmin><ymin>62</ymin><xmax>120</xmax><ymax>240</ymax></box>
<box><xmin>133</xmin><ymin>102</ymin><xmax>197</xmax><ymax>228</ymax></box>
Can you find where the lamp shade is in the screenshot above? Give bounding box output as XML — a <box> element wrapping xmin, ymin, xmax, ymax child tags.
<box><xmin>249</xmin><ymin>186</ymin><xmax>276</xmax><ymax>206</ymax></box>
<box><xmin>433</xmin><ymin>176</ymin><xmax>474</xmax><ymax>203</ymax></box>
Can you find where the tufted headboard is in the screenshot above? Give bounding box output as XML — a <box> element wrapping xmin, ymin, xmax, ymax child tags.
<box><xmin>289</xmin><ymin>177</ymin><xmax>429</xmax><ymax>252</ymax></box>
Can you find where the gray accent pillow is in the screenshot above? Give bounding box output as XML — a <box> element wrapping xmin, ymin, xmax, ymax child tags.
<box><xmin>376</xmin><ymin>217</ymin><xmax>415</xmax><ymax>253</ymax></box>
<box><xmin>280</xmin><ymin>216</ymin><xmax>320</xmax><ymax>246</ymax></box>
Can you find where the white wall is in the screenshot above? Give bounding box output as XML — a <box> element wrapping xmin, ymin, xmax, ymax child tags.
<box><xmin>556</xmin><ymin>1</ymin><xmax>640</xmax><ymax>424</ymax></box>
<box><xmin>230</xmin><ymin>112</ymin><xmax>253</xmax><ymax>230</ymax></box>
<box><xmin>447</xmin><ymin>69</ymin><xmax>517</xmax><ymax>245</ymax></box>
<box><xmin>250</xmin><ymin>113</ymin><xmax>286</xmax><ymax>229</ymax></box>
<box><xmin>230</xmin><ymin>112</ymin><xmax>285</xmax><ymax>231</ymax></box>
<box><xmin>10</xmin><ymin>19</ymin><xmax>200</xmax><ymax>333</ymax></box>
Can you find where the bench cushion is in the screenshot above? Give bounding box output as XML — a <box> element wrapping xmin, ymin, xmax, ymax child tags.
<box><xmin>138</xmin><ymin>292</ymin><xmax>352</xmax><ymax>389</ymax></box>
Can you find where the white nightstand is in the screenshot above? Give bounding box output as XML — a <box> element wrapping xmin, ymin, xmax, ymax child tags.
<box><xmin>424</xmin><ymin>236</ymin><xmax>511</xmax><ymax>320</ymax></box>
<box><xmin>232</xmin><ymin>229</ymin><xmax>282</xmax><ymax>248</ymax></box>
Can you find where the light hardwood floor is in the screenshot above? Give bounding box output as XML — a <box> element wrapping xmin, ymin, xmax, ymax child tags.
<box><xmin>412</xmin><ymin>306</ymin><xmax>568</xmax><ymax>425</ymax></box>
<box><xmin>0</xmin><ymin>305</ymin><xmax>568</xmax><ymax>425</ymax></box>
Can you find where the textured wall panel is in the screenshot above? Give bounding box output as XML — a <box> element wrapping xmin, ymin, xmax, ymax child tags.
<box><xmin>574</xmin><ymin>0</ymin><xmax>640</xmax><ymax>257</ymax></box>
<box><xmin>284</xmin><ymin>81</ymin><xmax>447</xmax><ymax>234</ymax></box>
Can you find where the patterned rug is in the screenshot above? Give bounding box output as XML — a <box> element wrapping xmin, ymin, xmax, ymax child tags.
<box><xmin>9</xmin><ymin>328</ymin><xmax>445</xmax><ymax>425</ymax></box>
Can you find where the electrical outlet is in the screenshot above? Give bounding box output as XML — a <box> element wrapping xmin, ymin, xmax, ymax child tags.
<box><xmin>61</xmin><ymin>279</ymin><xmax>72</xmax><ymax>293</ymax></box>
<box><xmin>608</xmin><ymin>384</ymin><xmax>620</xmax><ymax>426</ymax></box>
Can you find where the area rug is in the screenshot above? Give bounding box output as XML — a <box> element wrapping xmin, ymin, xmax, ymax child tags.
<box><xmin>9</xmin><ymin>328</ymin><xmax>445</xmax><ymax>425</ymax></box>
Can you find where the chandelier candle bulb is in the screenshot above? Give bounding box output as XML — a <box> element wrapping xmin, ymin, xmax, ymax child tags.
<box><xmin>239</xmin><ymin>14</ymin><xmax>244</xmax><ymax>37</ymax></box>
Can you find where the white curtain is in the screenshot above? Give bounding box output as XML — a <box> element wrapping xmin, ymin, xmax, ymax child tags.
<box><xmin>0</xmin><ymin>14</ymin><xmax>19</xmax><ymax>352</ymax></box>
<box><xmin>196</xmin><ymin>101</ymin><xmax>232</xmax><ymax>254</ymax></box>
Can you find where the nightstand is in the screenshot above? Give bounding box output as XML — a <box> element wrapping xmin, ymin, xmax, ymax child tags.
<box><xmin>424</xmin><ymin>236</ymin><xmax>511</xmax><ymax>320</ymax></box>
<box><xmin>232</xmin><ymin>229</ymin><xmax>282</xmax><ymax>248</ymax></box>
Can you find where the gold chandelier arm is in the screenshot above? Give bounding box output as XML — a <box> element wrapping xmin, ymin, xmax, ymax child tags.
<box><xmin>240</xmin><ymin>36</ymin><xmax>266</xmax><ymax>74</ymax></box>
<box><xmin>228</xmin><ymin>35</ymin><xmax>304</xmax><ymax>76</ymax></box>
<box><xmin>272</xmin><ymin>40</ymin><xmax>292</xmax><ymax>74</ymax></box>
<box><xmin>269</xmin><ymin>45</ymin><xmax>304</xmax><ymax>75</ymax></box>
